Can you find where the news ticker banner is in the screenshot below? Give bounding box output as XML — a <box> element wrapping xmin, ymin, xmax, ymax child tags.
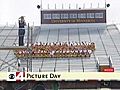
<box><xmin>0</xmin><ymin>72</ymin><xmax>120</xmax><ymax>81</ymax></box>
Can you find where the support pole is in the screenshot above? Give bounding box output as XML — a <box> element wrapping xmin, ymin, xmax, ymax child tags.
<box><xmin>8</xmin><ymin>67</ymin><xmax>10</xmax><ymax>72</ymax></box>
<box><xmin>41</xmin><ymin>0</ymin><xmax>42</xmax><ymax>10</ymax></box>
<box><xmin>105</xmin><ymin>0</ymin><xmax>106</xmax><ymax>8</ymax></box>
<box><xmin>27</xmin><ymin>23</ymin><xmax>30</xmax><ymax>72</ymax></box>
<box><xmin>27</xmin><ymin>23</ymin><xmax>30</xmax><ymax>48</ymax></box>
<box><xmin>31</xmin><ymin>26</ymin><xmax>33</xmax><ymax>45</ymax></box>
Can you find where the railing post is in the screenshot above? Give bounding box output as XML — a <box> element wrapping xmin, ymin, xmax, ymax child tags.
<box><xmin>31</xmin><ymin>26</ymin><xmax>33</xmax><ymax>45</ymax></box>
<box><xmin>27</xmin><ymin>23</ymin><xmax>30</xmax><ymax>48</ymax></box>
<box><xmin>27</xmin><ymin>23</ymin><xmax>30</xmax><ymax>72</ymax></box>
<box><xmin>8</xmin><ymin>67</ymin><xmax>10</xmax><ymax>72</ymax></box>
<box><xmin>109</xmin><ymin>56</ymin><xmax>112</xmax><ymax>67</ymax></box>
<box><xmin>96</xmin><ymin>57</ymin><xmax>99</xmax><ymax>72</ymax></box>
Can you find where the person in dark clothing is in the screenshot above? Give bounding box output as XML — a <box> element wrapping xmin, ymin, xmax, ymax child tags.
<box><xmin>18</xmin><ymin>16</ymin><xmax>26</xmax><ymax>46</ymax></box>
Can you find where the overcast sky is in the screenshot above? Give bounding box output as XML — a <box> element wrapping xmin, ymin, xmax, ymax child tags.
<box><xmin>0</xmin><ymin>0</ymin><xmax>120</xmax><ymax>26</ymax></box>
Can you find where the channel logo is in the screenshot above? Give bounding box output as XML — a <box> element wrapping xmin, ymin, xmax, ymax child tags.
<box><xmin>7</xmin><ymin>72</ymin><xmax>25</xmax><ymax>81</ymax></box>
<box><xmin>9</xmin><ymin>74</ymin><xmax>15</xmax><ymax>79</ymax></box>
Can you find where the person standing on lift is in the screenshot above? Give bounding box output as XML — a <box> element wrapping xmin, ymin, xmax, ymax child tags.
<box><xmin>18</xmin><ymin>16</ymin><xmax>26</xmax><ymax>46</ymax></box>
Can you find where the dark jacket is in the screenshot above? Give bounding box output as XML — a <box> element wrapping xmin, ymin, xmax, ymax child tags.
<box><xmin>18</xmin><ymin>20</ymin><xmax>26</xmax><ymax>35</ymax></box>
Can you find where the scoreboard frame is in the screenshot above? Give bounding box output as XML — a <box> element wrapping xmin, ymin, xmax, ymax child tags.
<box><xmin>41</xmin><ymin>9</ymin><xmax>106</xmax><ymax>24</ymax></box>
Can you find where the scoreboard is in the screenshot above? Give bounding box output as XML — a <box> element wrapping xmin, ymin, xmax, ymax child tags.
<box><xmin>41</xmin><ymin>9</ymin><xmax>106</xmax><ymax>24</ymax></box>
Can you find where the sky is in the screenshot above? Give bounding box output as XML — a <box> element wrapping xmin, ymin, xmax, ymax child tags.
<box><xmin>0</xmin><ymin>0</ymin><xmax>120</xmax><ymax>26</ymax></box>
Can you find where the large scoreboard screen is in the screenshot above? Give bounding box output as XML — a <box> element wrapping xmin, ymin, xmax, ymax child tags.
<box><xmin>41</xmin><ymin>9</ymin><xmax>106</xmax><ymax>24</ymax></box>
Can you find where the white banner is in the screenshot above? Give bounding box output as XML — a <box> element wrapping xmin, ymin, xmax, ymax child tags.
<box><xmin>0</xmin><ymin>72</ymin><xmax>119</xmax><ymax>81</ymax></box>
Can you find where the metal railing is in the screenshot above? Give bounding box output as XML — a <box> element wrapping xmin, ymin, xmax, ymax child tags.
<box><xmin>96</xmin><ymin>56</ymin><xmax>113</xmax><ymax>72</ymax></box>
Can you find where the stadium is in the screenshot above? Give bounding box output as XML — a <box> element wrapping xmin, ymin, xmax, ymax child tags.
<box><xmin>0</xmin><ymin>0</ymin><xmax>120</xmax><ymax>90</ymax></box>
